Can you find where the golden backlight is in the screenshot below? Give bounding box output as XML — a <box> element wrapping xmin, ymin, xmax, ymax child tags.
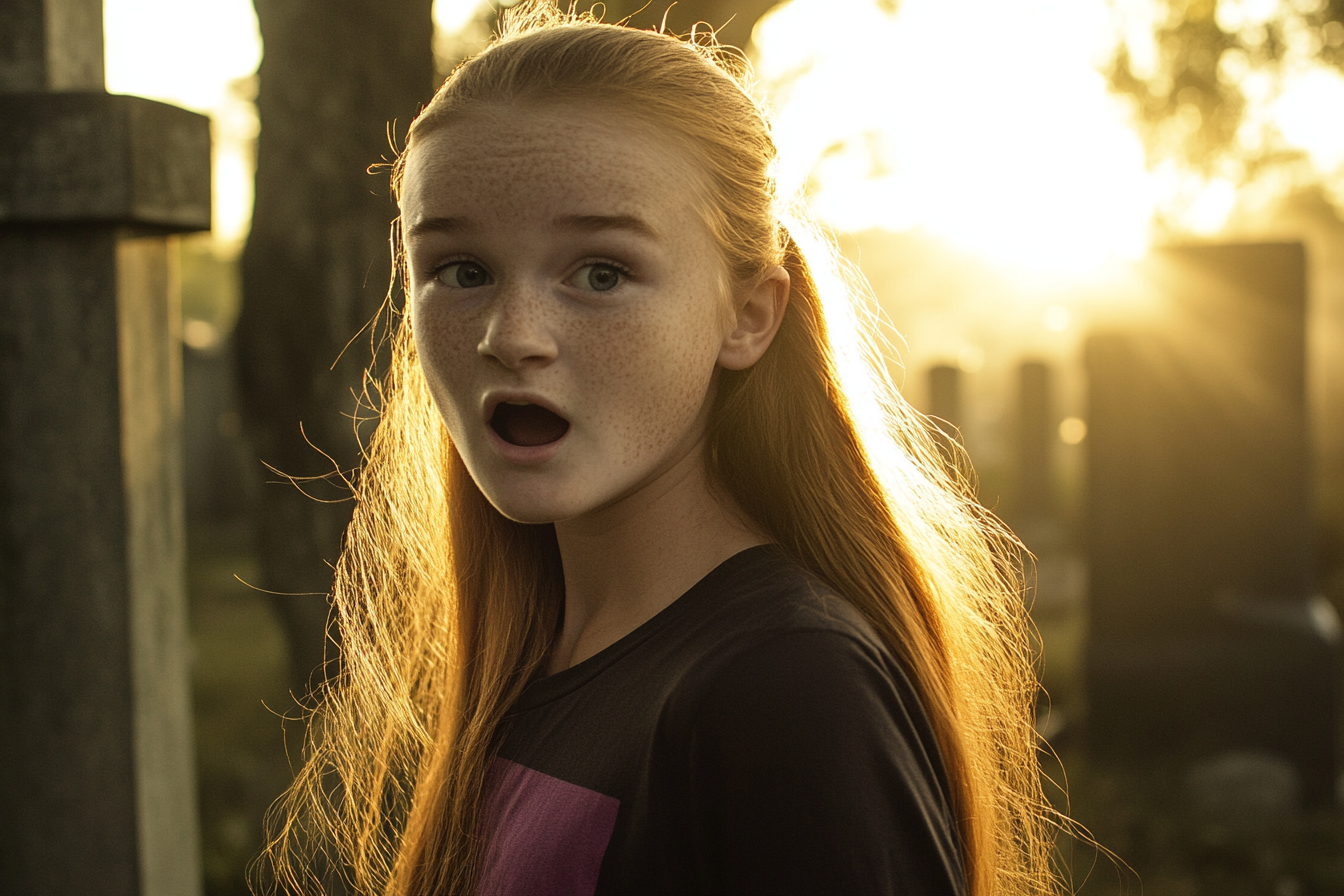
<box><xmin>753</xmin><ymin>0</ymin><xmax>1154</xmax><ymax>275</ymax></box>
<box><xmin>103</xmin><ymin>0</ymin><xmax>261</xmax><ymax>247</ymax></box>
<box><xmin>101</xmin><ymin>0</ymin><xmax>1344</xmax><ymax>274</ymax></box>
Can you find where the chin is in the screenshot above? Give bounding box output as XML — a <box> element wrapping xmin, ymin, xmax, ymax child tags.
<box><xmin>490</xmin><ymin>502</ymin><xmax>567</xmax><ymax>526</ymax></box>
<box><xmin>473</xmin><ymin>481</ymin><xmax>578</xmax><ymax>526</ymax></box>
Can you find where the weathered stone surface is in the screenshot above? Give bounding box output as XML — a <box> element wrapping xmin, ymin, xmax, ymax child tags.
<box><xmin>1</xmin><ymin>8</ymin><xmax>209</xmax><ymax>891</ymax></box>
<box><xmin>0</xmin><ymin>0</ymin><xmax>104</xmax><ymax>92</ymax></box>
<box><xmin>118</xmin><ymin>235</ymin><xmax>202</xmax><ymax>896</ymax></box>
<box><xmin>0</xmin><ymin>226</ymin><xmax>205</xmax><ymax>896</ymax></box>
<box><xmin>0</xmin><ymin>93</ymin><xmax>210</xmax><ymax>231</ymax></box>
<box><xmin>0</xmin><ymin>226</ymin><xmax>142</xmax><ymax>894</ymax></box>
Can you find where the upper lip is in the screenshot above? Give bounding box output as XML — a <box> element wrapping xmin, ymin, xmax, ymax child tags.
<box><xmin>482</xmin><ymin>390</ymin><xmax>569</xmax><ymax>426</ymax></box>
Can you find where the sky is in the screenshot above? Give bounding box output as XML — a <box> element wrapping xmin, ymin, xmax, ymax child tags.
<box><xmin>102</xmin><ymin>0</ymin><xmax>1344</xmax><ymax>270</ymax></box>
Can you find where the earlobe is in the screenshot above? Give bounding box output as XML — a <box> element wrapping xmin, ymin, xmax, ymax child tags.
<box><xmin>718</xmin><ymin>265</ymin><xmax>790</xmax><ymax>371</ymax></box>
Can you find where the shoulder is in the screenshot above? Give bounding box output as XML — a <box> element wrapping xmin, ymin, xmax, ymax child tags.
<box><xmin>668</xmin><ymin>619</ymin><xmax>943</xmax><ymax>798</ymax></box>
<box><xmin>672</xmin><ymin>545</ymin><xmax>919</xmax><ymax>723</ymax></box>
<box><xmin>648</xmin><ymin>548</ymin><xmax>967</xmax><ymax>894</ymax></box>
<box><xmin>670</xmin><ymin>544</ymin><xmax>954</xmax><ymax>823</ymax></box>
<box><xmin>688</xmin><ymin>544</ymin><xmax>888</xmax><ymax>655</ymax></box>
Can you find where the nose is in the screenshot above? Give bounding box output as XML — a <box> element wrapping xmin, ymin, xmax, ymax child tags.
<box><xmin>477</xmin><ymin>283</ymin><xmax>558</xmax><ymax>369</ymax></box>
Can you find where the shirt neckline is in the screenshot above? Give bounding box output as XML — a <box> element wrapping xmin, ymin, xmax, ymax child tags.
<box><xmin>509</xmin><ymin>543</ymin><xmax>782</xmax><ymax>712</ymax></box>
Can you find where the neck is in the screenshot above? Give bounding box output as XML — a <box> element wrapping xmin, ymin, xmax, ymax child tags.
<box><xmin>547</xmin><ymin>441</ymin><xmax>764</xmax><ymax>673</ymax></box>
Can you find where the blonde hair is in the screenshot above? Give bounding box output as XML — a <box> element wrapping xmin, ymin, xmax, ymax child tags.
<box><xmin>259</xmin><ymin>5</ymin><xmax>1059</xmax><ymax>894</ymax></box>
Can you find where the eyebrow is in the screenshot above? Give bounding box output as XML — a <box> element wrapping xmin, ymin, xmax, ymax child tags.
<box><xmin>405</xmin><ymin>216</ymin><xmax>474</xmax><ymax>239</ymax></box>
<box><xmin>553</xmin><ymin>214</ymin><xmax>659</xmax><ymax>240</ymax></box>
<box><xmin>405</xmin><ymin>213</ymin><xmax>660</xmax><ymax>241</ymax></box>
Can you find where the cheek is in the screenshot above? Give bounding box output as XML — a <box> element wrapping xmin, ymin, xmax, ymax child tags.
<box><xmin>411</xmin><ymin>296</ymin><xmax>476</xmax><ymax>425</ymax></box>
<box><xmin>573</xmin><ymin>293</ymin><xmax>725</xmax><ymax>461</ymax></box>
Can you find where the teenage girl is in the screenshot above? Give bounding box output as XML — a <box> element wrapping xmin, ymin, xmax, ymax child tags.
<box><xmin>265</xmin><ymin>5</ymin><xmax>1057</xmax><ymax>894</ymax></box>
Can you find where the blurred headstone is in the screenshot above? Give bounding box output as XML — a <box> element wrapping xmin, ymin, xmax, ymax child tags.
<box><xmin>0</xmin><ymin>0</ymin><xmax>209</xmax><ymax>891</ymax></box>
<box><xmin>1183</xmin><ymin>750</ymin><xmax>1302</xmax><ymax>841</ymax></box>
<box><xmin>927</xmin><ymin>363</ymin><xmax>962</xmax><ymax>437</ymax></box>
<box><xmin>1085</xmin><ymin>242</ymin><xmax>1341</xmax><ymax>807</ymax></box>
<box><xmin>1014</xmin><ymin>360</ymin><xmax>1054</xmax><ymax>520</ymax></box>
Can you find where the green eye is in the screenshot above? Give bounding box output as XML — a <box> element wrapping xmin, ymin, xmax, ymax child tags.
<box><xmin>575</xmin><ymin>263</ymin><xmax>622</xmax><ymax>292</ymax></box>
<box><xmin>437</xmin><ymin>261</ymin><xmax>490</xmax><ymax>288</ymax></box>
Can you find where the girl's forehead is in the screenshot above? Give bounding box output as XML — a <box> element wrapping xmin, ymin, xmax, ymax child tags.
<box><xmin>400</xmin><ymin>103</ymin><xmax>708</xmax><ymax>217</ymax></box>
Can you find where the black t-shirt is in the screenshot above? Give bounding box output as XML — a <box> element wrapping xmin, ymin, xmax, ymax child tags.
<box><xmin>477</xmin><ymin>545</ymin><xmax>966</xmax><ymax>896</ymax></box>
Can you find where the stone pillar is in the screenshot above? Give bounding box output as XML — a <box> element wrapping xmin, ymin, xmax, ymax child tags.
<box><xmin>1014</xmin><ymin>360</ymin><xmax>1054</xmax><ymax>519</ymax></box>
<box><xmin>0</xmin><ymin>1</ymin><xmax>210</xmax><ymax>893</ymax></box>
<box><xmin>1085</xmin><ymin>243</ymin><xmax>1340</xmax><ymax>807</ymax></box>
<box><xmin>927</xmin><ymin>363</ymin><xmax>962</xmax><ymax>437</ymax></box>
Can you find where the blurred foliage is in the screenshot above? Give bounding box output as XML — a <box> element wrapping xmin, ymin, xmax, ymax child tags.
<box><xmin>1108</xmin><ymin>0</ymin><xmax>1344</xmax><ymax>178</ymax></box>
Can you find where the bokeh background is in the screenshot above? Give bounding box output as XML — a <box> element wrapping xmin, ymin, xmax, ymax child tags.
<box><xmin>99</xmin><ymin>0</ymin><xmax>1344</xmax><ymax>892</ymax></box>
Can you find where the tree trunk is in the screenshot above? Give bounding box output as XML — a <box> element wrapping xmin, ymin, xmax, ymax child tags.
<box><xmin>238</xmin><ymin>0</ymin><xmax>434</xmax><ymax>697</ymax></box>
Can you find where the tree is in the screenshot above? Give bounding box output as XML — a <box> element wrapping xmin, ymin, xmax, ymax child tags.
<box><xmin>1108</xmin><ymin>0</ymin><xmax>1344</xmax><ymax>223</ymax></box>
<box><xmin>237</xmin><ymin>0</ymin><xmax>435</xmax><ymax>696</ymax></box>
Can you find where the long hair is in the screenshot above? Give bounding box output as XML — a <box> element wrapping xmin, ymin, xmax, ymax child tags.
<box><xmin>259</xmin><ymin>5</ymin><xmax>1058</xmax><ymax>894</ymax></box>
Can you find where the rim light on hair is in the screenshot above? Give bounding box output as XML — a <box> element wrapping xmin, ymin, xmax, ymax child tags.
<box><xmin>257</xmin><ymin>5</ymin><xmax>1064</xmax><ymax>895</ymax></box>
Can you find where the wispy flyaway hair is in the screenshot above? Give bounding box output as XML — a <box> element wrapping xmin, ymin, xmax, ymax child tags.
<box><xmin>259</xmin><ymin>4</ymin><xmax>1059</xmax><ymax>894</ymax></box>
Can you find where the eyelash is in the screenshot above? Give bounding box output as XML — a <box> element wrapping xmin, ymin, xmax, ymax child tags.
<box><xmin>422</xmin><ymin>258</ymin><xmax>635</xmax><ymax>288</ymax></box>
<box><xmin>571</xmin><ymin>258</ymin><xmax>633</xmax><ymax>285</ymax></box>
<box><xmin>426</xmin><ymin>257</ymin><xmax>482</xmax><ymax>284</ymax></box>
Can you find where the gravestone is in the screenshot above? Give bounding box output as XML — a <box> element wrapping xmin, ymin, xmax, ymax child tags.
<box><xmin>0</xmin><ymin>0</ymin><xmax>210</xmax><ymax>892</ymax></box>
<box><xmin>924</xmin><ymin>363</ymin><xmax>965</xmax><ymax>474</ymax></box>
<box><xmin>1014</xmin><ymin>360</ymin><xmax>1054</xmax><ymax>520</ymax></box>
<box><xmin>927</xmin><ymin>363</ymin><xmax>963</xmax><ymax>435</ymax></box>
<box><xmin>1085</xmin><ymin>243</ymin><xmax>1340</xmax><ymax>806</ymax></box>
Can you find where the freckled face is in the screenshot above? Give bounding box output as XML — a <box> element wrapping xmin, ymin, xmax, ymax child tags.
<box><xmin>400</xmin><ymin>103</ymin><xmax>733</xmax><ymax>524</ymax></box>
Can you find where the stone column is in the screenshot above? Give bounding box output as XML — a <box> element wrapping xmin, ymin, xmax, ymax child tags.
<box><xmin>1014</xmin><ymin>360</ymin><xmax>1054</xmax><ymax>520</ymax></box>
<box><xmin>927</xmin><ymin>363</ymin><xmax>962</xmax><ymax>437</ymax></box>
<box><xmin>0</xmin><ymin>1</ymin><xmax>210</xmax><ymax>893</ymax></box>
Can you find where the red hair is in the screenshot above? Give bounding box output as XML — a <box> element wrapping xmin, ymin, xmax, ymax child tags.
<box><xmin>260</xmin><ymin>7</ymin><xmax>1059</xmax><ymax>895</ymax></box>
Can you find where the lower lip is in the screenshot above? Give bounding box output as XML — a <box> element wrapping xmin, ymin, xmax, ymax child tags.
<box><xmin>486</xmin><ymin>425</ymin><xmax>568</xmax><ymax>464</ymax></box>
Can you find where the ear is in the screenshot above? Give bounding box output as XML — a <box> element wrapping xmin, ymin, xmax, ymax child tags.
<box><xmin>717</xmin><ymin>265</ymin><xmax>790</xmax><ymax>371</ymax></box>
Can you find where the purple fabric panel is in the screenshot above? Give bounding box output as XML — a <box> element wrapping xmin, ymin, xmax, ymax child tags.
<box><xmin>477</xmin><ymin>758</ymin><xmax>620</xmax><ymax>896</ymax></box>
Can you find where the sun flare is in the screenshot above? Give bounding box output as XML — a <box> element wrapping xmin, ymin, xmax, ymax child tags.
<box><xmin>752</xmin><ymin>0</ymin><xmax>1155</xmax><ymax>276</ymax></box>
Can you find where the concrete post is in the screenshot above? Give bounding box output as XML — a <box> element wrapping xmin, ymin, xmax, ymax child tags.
<box><xmin>0</xmin><ymin>1</ymin><xmax>210</xmax><ymax>892</ymax></box>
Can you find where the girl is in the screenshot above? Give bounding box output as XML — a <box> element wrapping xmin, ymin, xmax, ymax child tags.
<box><xmin>265</xmin><ymin>5</ymin><xmax>1057</xmax><ymax>894</ymax></box>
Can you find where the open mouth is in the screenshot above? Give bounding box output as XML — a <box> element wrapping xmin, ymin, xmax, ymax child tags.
<box><xmin>489</xmin><ymin>402</ymin><xmax>570</xmax><ymax>447</ymax></box>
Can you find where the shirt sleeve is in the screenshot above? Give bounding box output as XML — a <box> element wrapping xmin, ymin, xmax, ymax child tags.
<box><xmin>669</xmin><ymin>629</ymin><xmax>967</xmax><ymax>896</ymax></box>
